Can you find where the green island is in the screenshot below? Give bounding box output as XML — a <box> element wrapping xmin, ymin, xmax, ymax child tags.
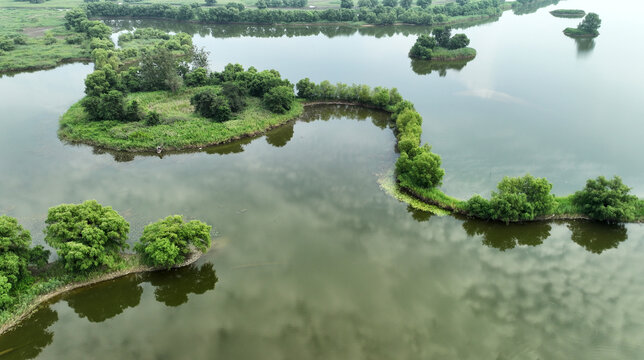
<box><xmin>0</xmin><ymin>200</ymin><xmax>213</xmax><ymax>335</ymax></box>
<box><xmin>550</xmin><ymin>9</ymin><xmax>585</xmax><ymax>18</ymax></box>
<box><xmin>408</xmin><ymin>27</ymin><xmax>476</xmax><ymax>61</ymax></box>
<box><xmin>0</xmin><ymin>0</ymin><xmax>511</xmax><ymax>74</ymax></box>
<box><xmin>58</xmin><ymin>25</ymin><xmax>644</xmax><ymax>228</ymax></box>
<box><xmin>564</xmin><ymin>12</ymin><xmax>601</xmax><ymax>38</ymax></box>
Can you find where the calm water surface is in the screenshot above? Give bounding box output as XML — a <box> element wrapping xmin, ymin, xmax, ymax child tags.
<box><xmin>1</xmin><ymin>0</ymin><xmax>643</xmax><ymax>358</ymax></box>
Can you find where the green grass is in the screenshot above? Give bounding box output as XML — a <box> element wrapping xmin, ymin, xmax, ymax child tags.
<box><xmin>563</xmin><ymin>27</ymin><xmax>598</xmax><ymax>38</ymax></box>
<box><xmin>550</xmin><ymin>9</ymin><xmax>586</xmax><ymax>18</ymax></box>
<box><xmin>59</xmin><ymin>86</ymin><xmax>305</xmax><ymax>151</ymax></box>
<box><xmin>378</xmin><ymin>168</ymin><xmax>450</xmax><ymax>215</ymax></box>
<box><xmin>430</xmin><ymin>46</ymin><xmax>476</xmax><ymax>61</ymax></box>
<box><xmin>0</xmin><ymin>8</ymin><xmax>91</xmax><ymax>73</ymax></box>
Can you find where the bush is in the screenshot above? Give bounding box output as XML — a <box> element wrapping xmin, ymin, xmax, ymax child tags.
<box><xmin>190</xmin><ymin>89</ymin><xmax>232</xmax><ymax>122</ymax></box>
<box><xmin>263</xmin><ymin>85</ymin><xmax>295</xmax><ymax>113</ymax></box>
<box><xmin>221</xmin><ymin>81</ymin><xmax>247</xmax><ymax>112</ymax></box>
<box><xmin>134</xmin><ymin>215</ymin><xmax>211</xmax><ymax>268</ymax></box>
<box><xmin>396</xmin><ymin>144</ymin><xmax>444</xmax><ymax>189</ymax></box>
<box><xmin>467</xmin><ymin>174</ymin><xmax>555</xmax><ymax>222</ymax></box>
<box><xmin>185</xmin><ymin>67</ymin><xmax>208</xmax><ymax>87</ymax></box>
<box><xmin>447</xmin><ymin>33</ymin><xmax>470</xmax><ymax>49</ymax></box>
<box><xmin>66</xmin><ymin>34</ymin><xmax>85</xmax><ymax>44</ymax></box>
<box><xmin>124</xmin><ymin>100</ymin><xmax>144</xmax><ymax>122</ymax></box>
<box><xmin>145</xmin><ymin>111</ymin><xmax>161</xmax><ymax>126</ymax></box>
<box><xmin>572</xmin><ymin>176</ymin><xmax>638</xmax><ymax>222</ymax></box>
<box><xmin>44</xmin><ymin>200</ymin><xmax>130</xmax><ymax>272</ymax></box>
<box><xmin>43</xmin><ymin>33</ymin><xmax>57</xmax><ymax>45</ymax></box>
<box><xmin>0</xmin><ymin>37</ymin><xmax>15</xmax><ymax>52</ymax></box>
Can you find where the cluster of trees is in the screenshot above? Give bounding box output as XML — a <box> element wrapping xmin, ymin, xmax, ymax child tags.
<box><xmin>294</xmin><ymin>78</ymin><xmax>444</xmax><ymax>191</ymax></box>
<box><xmin>256</xmin><ymin>0</ymin><xmax>308</xmax><ymax>9</ymax></box>
<box><xmin>188</xmin><ymin>64</ymin><xmax>296</xmax><ymax>121</ymax></box>
<box><xmin>465</xmin><ymin>174</ymin><xmax>555</xmax><ymax>223</ymax></box>
<box><xmin>464</xmin><ymin>175</ymin><xmax>641</xmax><ymax>223</ymax></box>
<box><xmin>0</xmin><ymin>200</ymin><xmax>212</xmax><ymax>311</ymax></box>
<box><xmin>409</xmin><ymin>27</ymin><xmax>470</xmax><ymax>60</ymax></box>
<box><xmin>84</xmin><ymin>0</ymin><xmax>505</xmax><ymax>26</ymax></box>
<box><xmin>80</xmin><ymin>32</ymin><xmax>203</xmax><ymax>122</ymax></box>
<box><xmin>564</xmin><ymin>12</ymin><xmax>601</xmax><ymax>37</ymax></box>
<box><xmin>63</xmin><ymin>7</ymin><xmax>114</xmax><ymax>50</ymax></box>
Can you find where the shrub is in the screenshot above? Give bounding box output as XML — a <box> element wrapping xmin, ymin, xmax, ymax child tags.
<box><xmin>396</xmin><ymin>144</ymin><xmax>444</xmax><ymax>189</ymax></box>
<box><xmin>44</xmin><ymin>200</ymin><xmax>130</xmax><ymax>272</ymax></box>
<box><xmin>572</xmin><ymin>176</ymin><xmax>638</xmax><ymax>222</ymax></box>
<box><xmin>263</xmin><ymin>85</ymin><xmax>295</xmax><ymax>113</ymax></box>
<box><xmin>221</xmin><ymin>81</ymin><xmax>247</xmax><ymax>112</ymax></box>
<box><xmin>43</xmin><ymin>33</ymin><xmax>57</xmax><ymax>45</ymax></box>
<box><xmin>66</xmin><ymin>34</ymin><xmax>85</xmax><ymax>44</ymax></box>
<box><xmin>0</xmin><ymin>37</ymin><xmax>15</xmax><ymax>52</ymax></box>
<box><xmin>190</xmin><ymin>89</ymin><xmax>232</xmax><ymax>122</ymax></box>
<box><xmin>185</xmin><ymin>67</ymin><xmax>208</xmax><ymax>87</ymax></box>
<box><xmin>145</xmin><ymin>111</ymin><xmax>161</xmax><ymax>126</ymax></box>
<box><xmin>447</xmin><ymin>33</ymin><xmax>470</xmax><ymax>49</ymax></box>
<box><xmin>134</xmin><ymin>215</ymin><xmax>211</xmax><ymax>268</ymax></box>
<box><xmin>124</xmin><ymin>100</ymin><xmax>144</xmax><ymax>122</ymax></box>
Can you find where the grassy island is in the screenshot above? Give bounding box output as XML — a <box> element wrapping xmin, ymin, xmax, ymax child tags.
<box><xmin>550</xmin><ymin>9</ymin><xmax>586</xmax><ymax>18</ymax></box>
<box><xmin>0</xmin><ymin>201</ymin><xmax>213</xmax><ymax>335</ymax></box>
<box><xmin>408</xmin><ymin>27</ymin><xmax>476</xmax><ymax>62</ymax></box>
<box><xmin>60</xmin><ymin>89</ymin><xmax>304</xmax><ymax>152</ymax></box>
<box><xmin>564</xmin><ymin>12</ymin><xmax>601</xmax><ymax>38</ymax></box>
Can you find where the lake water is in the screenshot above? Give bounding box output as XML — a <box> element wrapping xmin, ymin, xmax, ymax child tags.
<box><xmin>1</xmin><ymin>0</ymin><xmax>644</xmax><ymax>358</ymax></box>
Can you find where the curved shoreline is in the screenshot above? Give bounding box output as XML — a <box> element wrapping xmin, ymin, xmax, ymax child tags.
<box><xmin>0</xmin><ymin>250</ymin><xmax>207</xmax><ymax>336</ymax></box>
<box><xmin>58</xmin><ymin>101</ymin><xmax>385</xmax><ymax>153</ymax></box>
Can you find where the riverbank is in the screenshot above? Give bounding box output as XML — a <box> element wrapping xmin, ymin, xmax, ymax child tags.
<box><xmin>0</xmin><ymin>248</ymin><xmax>208</xmax><ymax>336</ymax></box>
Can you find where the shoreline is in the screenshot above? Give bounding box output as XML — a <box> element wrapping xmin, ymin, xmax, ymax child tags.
<box><xmin>58</xmin><ymin>101</ymin><xmax>387</xmax><ymax>153</ymax></box>
<box><xmin>0</xmin><ymin>250</ymin><xmax>206</xmax><ymax>336</ymax></box>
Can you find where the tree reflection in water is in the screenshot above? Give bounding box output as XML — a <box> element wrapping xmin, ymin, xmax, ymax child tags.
<box><xmin>463</xmin><ymin>220</ymin><xmax>552</xmax><ymax>251</ymax></box>
<box><xmin>0</xmin><ymin>307</ymin><xmax>58</xmax><ymax>360</ymax></box>
<box><xmin>568</xmin><ymin>221</ymin><xmax>628</xmax><ymax>254</ymax></box>
<box><xmin>148</xmin><ymin>263</ymin><xmax>218</xmax><ymax>307</ymax></box>
<box><xmin>65</xmin><ymin>274</ymin><xmax>143</xmax><ymax>323</ymax></box>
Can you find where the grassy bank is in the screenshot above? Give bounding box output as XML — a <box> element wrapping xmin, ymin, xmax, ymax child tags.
<box><xmin>550</xmin><ymin>9</ymin><xmax>586</xmax><ymax>18</ymax></box>
<box><xmin>563</xmin><ymin>27</ymin><xmax>599</xmax><ymax>38</ymax></box>
<box><xmin>0</xmin><ymin>248</ymin><xmax>206</xmax><ymax>335</ymax></box>
<box><xmin>430</xmin><ymin>46</ymin><xmax>476</xmax><ymax>61</ymax></box>
<box><xmin>59</xmin><ymin>86</ymin><xmax>305</xmax><ymax>151</ymax></box>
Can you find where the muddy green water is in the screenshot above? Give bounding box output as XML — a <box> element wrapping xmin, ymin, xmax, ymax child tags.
<box><xmin>1</xmin><ymin>0</ymin><xmax>644</xmax><ymax>358</ymax></box>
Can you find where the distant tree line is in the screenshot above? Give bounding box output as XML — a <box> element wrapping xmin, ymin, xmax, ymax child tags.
<box><xmin>83</xmin><ymin>0</ymin><xmax>506</xmax><ymax>26</ymax></box>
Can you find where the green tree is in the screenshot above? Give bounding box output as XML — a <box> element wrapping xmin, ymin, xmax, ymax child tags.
<box><xmin>382</xmin><ymin>0</ymin><xmax>397</xmax><ymax>6</ymax></box>
<box><xmin>400</xmin><ymin>0</ymin><xmax>412</xmax><ymax>9</ymax></box>
<box><xmin>572</xmin><ymin>176</ymin><xmax>638</xmax><ymax>222</ymax></box>
<box><xmin>0</xmin><ymin>216</ymin><xmax>45</xmax><ymax>302</ymax></box>
<box><xmin>44</xmin><ymin>200</ymin><xmax>130</xmax><ymax>272</ymax></box>
<box><xmin>140</xmin><ymin>46</ymin><xmax>179</xmax><ymax>91</ymax></box>
<box><xmin>416</xmin><ymin>0</ymin><xmax>431</xmax><ymax>9</ymax></box>
<box><xmin>205</xmin><ymin>0</ymin><xmax>217</xmax><ymax>5</ymax></box>
<box><xmin>64</xmin><ymin>8</ymin><xmax>88</xmax><ymax>31</ymax></box>
<box><xmin>296</xmin><ymin>78</ymin><xmax>316</xmax><ymax>99</ymax></box>
<box><xmin>396</xmin><ymin>144</ymin><xmax>444</xmax><ymax>189</ymax></box>
<box><xmin>249</xmin><ymin>69</ymin><xmax>290</xmax><ymax>97</ymax></box>
<box><xmin>221</xmin><ymin>81</ymin><xmax>247</xmax><ymax>112</ymax></box>
<box><xmin>479</xmin><ymin>174</ymin><xmax>555</xmax><ymax>223</ymax></box>
<box><xmin>578</xmin><ymin>12</ymin><xmax>601</xmax><ymax>34</ymax></box>
<box><xmin>447</xmin><ymin>33</ymin><xmax>470</xmax><ymax>49</ymax></box>
<box><xmin>134</xmin><ymin>215</ymin><xmax>211</xmax><ymax>268</ymax></box>
<box><xmin>341</xmin><ymin>0</ymin><xmax>354</xmax><ymax>8</ymax></box>
<box><xmin>256</xmin><ymin>0</ymin><xmax>268</xmax><ymax>8</ymax></box>
<box><xmin>432</xmin><ymin>27</ymin><xmax>452</xmax><ymax>48</ymax></box>
<box><xmin>263</xmin><ymin>85</ymin><xmax>295</xmax><ymax>113</ymax></box>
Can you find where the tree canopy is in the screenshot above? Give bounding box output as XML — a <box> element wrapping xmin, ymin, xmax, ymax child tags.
<box><xmin>572</xmin><ymin>176</ymin><xmax>638</xmax><ymax>222</ymax></box>
<box><xmin>44</xmin><ymin>200</ymin><xmax>130</xmax><ymax>272</ymax></box>
<box><xmin>134</xmin><ymin>215</ymin><xmax>211</xmax><ymax>268</ymax></box>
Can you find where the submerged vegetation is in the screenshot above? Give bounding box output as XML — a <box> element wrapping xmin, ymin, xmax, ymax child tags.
<box><xmin>564</xmin><ymin>12</ymin><xmax>601</xmax><ymax>38</ymax></box>
<box><xmin>550</xmin><ymin>9</ymin><xmax>585</xmax><ymax>18</ymax></box>
<box><xmin>0</xmin><ymin>200</ymin><xmax>212</xmax><ymax>333</ymax></box>
<box><xmin>408</xmin><ymin>27</ymin><xmax>475</xmax><ymax>61</ymax></box>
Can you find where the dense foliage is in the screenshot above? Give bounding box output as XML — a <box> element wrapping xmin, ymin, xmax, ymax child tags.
<box><xmin>263</xmin><ymin>85</ymin><xmax>296</xmax><ymax>113</ymax></box>
<box><xmin>0</xmin><ymin>216</ymin><xmax>50</xmax><ymax>310</ymax></box>
<box><xmin>44</xmin><ymin>200</ymin><xmax>130</xmax><ymax>272</ymax></box>
<box><xmin>134</xmin><ymin>215</ymin><xmax>211</xmax><ymax>268</ymax></box>
<box><xmin>564</xmin><ymin>12</ymin><xmax>601</xmax><ymax>37</ymax></box>
<box><xmin>409</xmin><ymin>27</ymin><xmax>471</xmax><ymax>60</ymax></box>
<box><xmin>465</xmin><ymin>175</ymin><xmax>555</xmax><ymax>222</ymax></box>
<box><xmin>572</xmin><ymin>176</ymin><xmax>638</xmax><ymax>222</ymax></box>
<box><xmin>83</xmin><ymin>0</ymin><xmax>506</xmax><ymax>26</ymax></box>
<box><xmin>549</xmin><ymin>9</ymin><xmax>585</xmax><ymax>18</ymax></box>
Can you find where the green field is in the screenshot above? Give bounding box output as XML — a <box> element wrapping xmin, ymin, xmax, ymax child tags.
<box><xmin>0</xmin><ymin>8</ymin><xmax>91</xmax><ymax>73</ymax></box>
<box><xmin>59</xmin><ymin>86</ymin><xmax>305</xmax><ymax>151</ymax></box>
